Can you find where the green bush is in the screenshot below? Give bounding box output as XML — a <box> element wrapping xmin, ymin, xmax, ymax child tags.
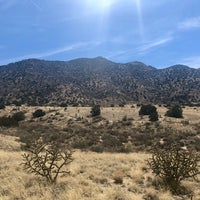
<box><xmin>118</xmin><ymin>102</ymin><xmax>125</xmax><ymax>107</ymax></box>
<box><xmin>59</xmin><ymin>102</ymin><xmax>68</xmax><ymax>107</ymax></box>
<box><xmin>32</xmin><ymin>109</ymin><xmax>46</xmax><ymax>118</ymax></box>
<box><xmin>12</xmin><ymin>111</ymin><xmax>25</xmax><ymax>121</ymax></box>
<box><xmin>149</xmin><ymin>111</ymin><xmax>158</xmax><ymax>122</ymax></box>
<box><xmin>12</xmin><ymin>100</ymin><xmax>22</xmax><ymax>106</ymax></box>
<box><xmin>0</xmin><ymin>104</ymin><xmax>5</xmax><ymax>109</ymax></box>
<box><xmin>139</xmin><ymin>105</ymin><xmax>158</xmax><ymax>121</ymax></box>
<box><xmin>91</xmin><ymin>105</ymin><xmax>101</xmax><ymax>117</ymax></box>
<box><xmin>139</xmin><ymin>104</ymin><xmax>157</xmax><ymax>116</ymax></box>
<box><xmin>0</xmin><ymin>116</ymin><xmax>18</xmax><ymax>127</ymax></box>
<box><xmin>165</xmin><ymin>105</ymin><xmax>183</xmax><ymax>118</ymax></box>
<box><xmin>148</xmin><ymin>145</ymin><xmax>200</xmax><ymax>193</ymax></box>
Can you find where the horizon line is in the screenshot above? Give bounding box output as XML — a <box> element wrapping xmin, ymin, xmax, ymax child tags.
<box><xmin>0</xmin><ymin>56</ymin><xmax>199</xmax><ymax>70</ymax></box>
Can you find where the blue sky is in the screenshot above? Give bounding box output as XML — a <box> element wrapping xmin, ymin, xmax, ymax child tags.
<box><xmin>0</xmin><ymin>0</ymin><xmax>200</xmax><ymax>68</ymax></box>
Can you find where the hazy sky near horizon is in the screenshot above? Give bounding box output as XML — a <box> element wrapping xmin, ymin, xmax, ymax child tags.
<box><xmin>0</xmin><ymin>0</ymin><xmax>200</xmax><ymax>68</ymax></box>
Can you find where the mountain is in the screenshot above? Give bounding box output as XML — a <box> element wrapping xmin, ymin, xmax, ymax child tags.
<box><xmin>0</xmin><ymin>57</ymin><xmax>199</xmax><ymax>106</ymax></box>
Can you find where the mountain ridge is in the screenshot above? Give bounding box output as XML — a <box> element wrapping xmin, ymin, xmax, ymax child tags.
<box><xmin>0</xmin><ymin>57</ymin><xmax>199</xmax><ymax>106</ymax></box>
<box><xmin>1</xmin><ymin>57</ymin><xmax>199</xmax><ymax>70</ymax></box>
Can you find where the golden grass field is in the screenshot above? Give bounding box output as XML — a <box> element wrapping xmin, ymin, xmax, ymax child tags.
<box><xmin>0</xmin><ymin>134</ymin><xmax>199</xmax><ymax>200</ymax></box>
<box><xmin>0</xmin><ymin>105</ymin><xmax>200</xmax><ymax>200</ymax></box>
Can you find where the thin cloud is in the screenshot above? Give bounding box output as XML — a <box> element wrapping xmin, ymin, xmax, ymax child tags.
<box><xmin>179</xmin><ymin>56</ymin><xmax>200</xmax><ymax>69</ymax></box>
<box><xmin>107</xmin><ymin>36</ymin><xmax>173</xmax><ymax>61</ymax></box>
<box><xmin>0</xmin><ymin>42</ymin><xmax>88</xmax><ymax>65</ymax></box>
<box><xmin>30</xmin><ymin>0</ymin><xmax>42</xmax><ymax>11</ymax></box>
<box><xmin>178</xmin><ymin>16</ymin><xmax>200</xmax><ymax>30</ymax></box>
<box><xmin>107</xmin><ymin>37</ymin><xmax>173</xmax><ymax>61</ymax></box>
<box><xmin>138</xmin><ymin>37</ymin><xmax>173</xmax><ymax>53</ymax></box>
<box><xmin>106</xmin><ymin>50</ymin><xmax>129</xmax><ymax>60</ymax></box>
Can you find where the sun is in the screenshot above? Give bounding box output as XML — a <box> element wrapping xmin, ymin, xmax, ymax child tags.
<box><xmin>85</xmin><ymin>0</ymin><xmax>115</xmax><ymax>12</ymax></box>
<box><xmin>99</xmin><ymin>0</ymin><xmax>114</xmax><ymax>9</ymax></box>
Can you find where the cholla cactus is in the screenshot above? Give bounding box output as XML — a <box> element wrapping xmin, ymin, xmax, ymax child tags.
<box><xmin>148</xmin><ymin>144</ymin><xmax>200</xmax><ymax>193</ymax></box>
<box><xmin>22</xmin><ymin>142</ymin><xmax>73</xmax><ymax>183</ymax></box>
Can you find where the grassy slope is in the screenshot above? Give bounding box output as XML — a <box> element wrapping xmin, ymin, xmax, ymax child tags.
<box><xmin>0</xmin><ymin>135</ymin><xmax>200</xmax><ymax>200</ymax></box>
<box><xmin>0</xmin><ymin>105</ymin><xmax>200</xmax><ymax>199</ymax></box>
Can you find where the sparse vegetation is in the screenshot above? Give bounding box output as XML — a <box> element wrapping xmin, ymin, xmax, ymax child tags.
<box><xmin>0</xmin><ymin>104</ymin><xmax>200</xmax><ymax>200</ymax></box>
<box><xmin>0</xmin><ymin>104</ymin><xmax>200</xmax><ymax>199</ymax></box>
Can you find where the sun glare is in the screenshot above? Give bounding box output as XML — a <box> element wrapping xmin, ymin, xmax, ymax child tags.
<box><xmin>135</xmin><ymin>0</ymin><xmax>144</xmax><ymax>41</ymax></box>
<box><xmin>85</xmin><ymin>0</ymin><xmax>115</xmax><ymax>11</ymax></box>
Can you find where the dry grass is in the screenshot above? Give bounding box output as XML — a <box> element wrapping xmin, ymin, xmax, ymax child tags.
<box><xmin>0</xmin><ymin>135</ymin><xmax>199</xmax><ymax>200</ymax></box>
<box><xmin>0</xmin><ymin>134</ymin><xmax>21</xmax><ymax>151</ymax></box>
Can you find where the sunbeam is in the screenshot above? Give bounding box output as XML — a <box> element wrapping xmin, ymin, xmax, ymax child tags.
<box><xmin>135</xmin><ymin>0</ymin><xmax>145</xmax><ymax>42</ymax></box>
<box><xmin>83</xmin><ymin>0</ymin><xmax>117</xmax><ymax>41</ymax></box>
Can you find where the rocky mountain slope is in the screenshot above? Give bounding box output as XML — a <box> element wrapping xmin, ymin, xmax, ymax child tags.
<box><xmin>0</xmin><ymin>57</ymin><xmax>199</xmax><ymax>106</ymax></box>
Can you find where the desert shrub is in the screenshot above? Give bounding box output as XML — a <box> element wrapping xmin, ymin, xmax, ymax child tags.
<box><xmin>0</xmin><ymin>104</ymin><xmax>5</xmax><ymax>109</ymax></box>
<box><xmin>0</xmin><ymin>116</ymin><xmax>18</xmax><ymax>127</ymax></box>
<box><xmin>149</xmin><ymin>111</ymin><xmax>158</xmax><ymax>122</ymax></box>
<box><xmin>90</xmin><ymin>144</ymin><xmax>104</xmax><ymax>153</ymax></box>
<box><xmin>91</xmin><ymin>105</ymin><xmax>101</xmax><ymax>117</ymax></box>
<box><xmin>72</xmin><ymin>102</ymin><xmax>79</xmax><ymax>107</ymax></box>
<box><xmin>22</xmin><ymin>142</ymin><xmax>73</xmax><ymax>184</ymax></box>
<box><xmin>32</xmin><ymin>109</ymin><xmax>46</xmax><ymax>118</ymax></box>
<box><xmin>148</xmin><ymin>144</ymin><xmax>200</xmax><ymax>193</ymax></box>
<box><xmin>102</xmin><ymin>134</ymin><xmax>122</xmax><ymax>152</ymax></box>
<box><xmin>12</xmin><ymin>100</ymin><xmax>22</xmax><ymax>106</ymax></box>
<box><xmin>122</xmin><ymin>115</ymin><xmax>127</xmax><ymax>121</ymax></box>
<box><xmin>122</xmin><ymin>120</ymin><xmax>132</xmax><ymax>126</ymax></box>
<box><xmin>113</xmin><ymin>171</ymin><xmax>124</xmax><ymax>184</ymax></box>
<box><xmin>139</xmin><ymin>104</ymin><xmax>158</xmax><ymax>121</ymax></box>
<box><xmin>12</xmin><ymin>111</ymin><xmax>25</xmax><ymax>121</ymax></box>
<box><xmin>118</xmin><ymin>142</ymin><xmax>133</xmax><ymax>153</ymax></box>
<box><xmin>165</xmin><ymin>105</ymin><xmax>183</xmax><ymax>118</ymax></box>
<box><xmin>59</xmin><ymin>102</ymin><xmax>68</xmax><ymax>107</ymax></box>
<box><xmin>118</xmin><ymin>102</ymin><xmax>126</xmax><ymax>107</ymax></box>
<box><xmin>139</xmin><ymin>105</ymin><xmax>157</xmax><ymax>116</ymax></box>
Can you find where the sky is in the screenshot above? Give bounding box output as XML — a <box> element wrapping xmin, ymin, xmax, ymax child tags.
<box><xmin>0</xmin><ymin>0</ymin><xmax>200</xmax><ymax>68</ymax></box>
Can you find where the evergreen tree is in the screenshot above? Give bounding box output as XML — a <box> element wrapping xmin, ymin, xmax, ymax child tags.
<box><xmin>149</xmin><ymin>111</ymin><xmax>158</xmax><ymax>121</ymax></box>
<box><xmin>165</xmin><ymin>105</ymin><xmax>183</xmax><ymax>118</ymax></box>
<box><xmin>139</xmin><ymin>104</ymin><xmax>157</xmax><ymax>115</ymax></box>
<box><xmin>91</xmin><ymin>105</ymin><xmax>101</xmax><ymax>117</ymax></box>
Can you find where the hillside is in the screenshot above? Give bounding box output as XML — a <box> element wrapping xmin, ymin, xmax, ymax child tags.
<box><xmin>0</xmin><ymin>57</ymin><xmax>199</xmax><ymax>106</ymax></box>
